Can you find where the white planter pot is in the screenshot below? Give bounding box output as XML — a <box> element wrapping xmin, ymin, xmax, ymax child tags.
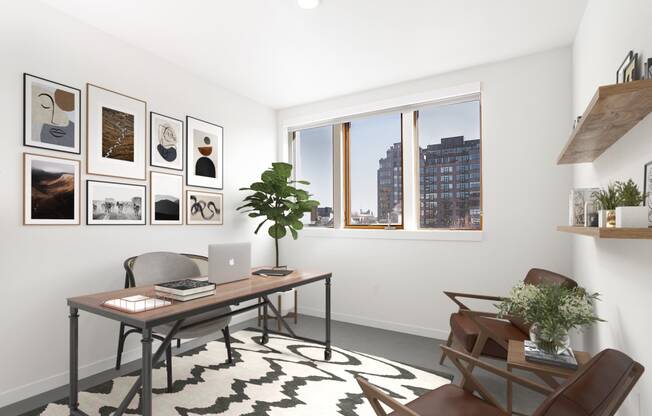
<box><xmin>615</xmin><ymin>206</ymin><xmax>648</xmax><ymax>228</ymax></box>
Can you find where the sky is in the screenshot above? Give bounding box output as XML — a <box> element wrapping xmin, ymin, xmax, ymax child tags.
<box><xmin>296</xmin><ymin>100</ymin><xmax>480</xmax><ymax>215</ymax></box>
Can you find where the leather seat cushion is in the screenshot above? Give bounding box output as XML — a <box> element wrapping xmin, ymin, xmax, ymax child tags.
<box><xmin>389</xmin><ymin>384</ymin><xmax>506</xmax><ymax>416</ymax></box>
<box><xmin>157</xmin><ymin>306</ymin><xmax>232</xmax><ymax>339</ymax></box>
<box><xmin>450</xmin><ymin>313</ymin><xmax>528</xmax><ymax>359</ymax></box>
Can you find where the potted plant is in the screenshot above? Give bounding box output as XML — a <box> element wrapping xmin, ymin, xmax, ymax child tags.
<box><xmin>592</xmin><ymin>184</ymin><xmax>620</xmax><ymax>228</ymax></box>
<box><xmin>237</xmin><ymin>162</ymin><xmax>319</xmax><ymax>268</ymax></box>
<box><xmin>498</xmin><ymin>283</ymin><xmax>602</xmax><ymax>354</ymax></box>
<box><xmin>615</xmin><ymin>179</ymin><xmax>648</xmax><ymax>228</ymax></box>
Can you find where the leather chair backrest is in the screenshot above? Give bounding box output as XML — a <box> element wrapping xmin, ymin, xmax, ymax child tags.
<box><xmin>523</xmin><ymin>268</ymin><xmax>578</xmax><ymax>288</ymax></box>
<box><xmin>129</xmin><ymin>252</ymin><xmax>201</xmax><ymax>286</ymax></box>
<box><xmin>533</xmin><ymin>349</ymin><xmax>644</xmax><ymax>416</ymax></box>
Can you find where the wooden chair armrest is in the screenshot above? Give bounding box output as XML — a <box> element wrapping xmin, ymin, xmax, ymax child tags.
<box><xmin>356</xmin><ymin>377</ymin><xmax>419</xmax><ymax>416</ymax></box>
<box><xmin>441</xmin><ymin>346</ymin><xmax>554</xmax><ymax>396</ymax></box>
<box><xmin>444</xmin><ymin>291</ymin><xmax>505</xmax><ymax>310</ymax></box>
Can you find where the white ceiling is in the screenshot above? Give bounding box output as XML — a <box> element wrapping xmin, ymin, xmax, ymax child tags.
<box><xmin>40</xmin><ymin>0</ymin><xmax>587</xmax><ymax>109</ymax></box>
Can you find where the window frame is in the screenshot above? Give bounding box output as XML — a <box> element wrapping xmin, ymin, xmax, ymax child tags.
<box><xmin>343</xmin><ymin>114</ymin><xmax>405</xmax><ymax>229</ymax></box>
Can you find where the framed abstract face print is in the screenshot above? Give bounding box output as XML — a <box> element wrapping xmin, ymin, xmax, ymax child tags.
<box><xmin>150</xmin><ymin>112</ymin><xmax>183</xmax><ymax>171</ymax></box>
<box><xmin>150</xmin><ymin>171</ymin><xmax>183</xmax><ymax>225</ymax></box>
<box><xmin>24</xmin><ymin>74</ymin><xmax>81</xmax><ymax>154</ymax></box>
<box><xmin>186</xmin><ymin>116</ymin><xmax>223</xmax><ymax>189</ymax></box>
<box><xmin>87</xmin><ymin>180</ymin><xmax>146</xmax><ymax>225</ymax></box>
<box><xmin>187</xmin><ymin>190</ymin><xmax>223</xmax><ymax>225</ymax></box>
<box><xmin>24</xmin><ymin>153</ymin><xmax>80</xmax><ymax>225</ymax></box>
<box><xmin>87</xmin><ymin>84</ymin><xmax>147</xmax><ymax>180</ymax></box>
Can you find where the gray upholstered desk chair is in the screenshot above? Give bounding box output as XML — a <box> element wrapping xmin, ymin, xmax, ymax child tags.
<box><xmin>115</xmin><ymin>252</ymin><xmax>233</xmax><ymax>392</ymax></box>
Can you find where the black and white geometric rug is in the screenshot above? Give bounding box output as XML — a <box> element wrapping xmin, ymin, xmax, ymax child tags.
<box><xmin>35</xmin><ymin>328</ymin><xmax>451</xmax><ymax>415</ymax></box>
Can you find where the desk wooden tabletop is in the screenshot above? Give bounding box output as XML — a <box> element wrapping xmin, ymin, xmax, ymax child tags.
<box><xmin>67</xmin><ymin>269</ymin><xmax>331</xmax><ymax>329</ymax></box>
<box><xmin>507</xmin><ymin>340</ymin><xmax>591</xmax><ymax>378</ymax></box>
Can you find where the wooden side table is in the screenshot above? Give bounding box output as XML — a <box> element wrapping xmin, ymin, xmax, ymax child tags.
<box><xmin>506</xmin><ymin>340</ymin><xmax>591</xmax><ymax>415</ymax></box>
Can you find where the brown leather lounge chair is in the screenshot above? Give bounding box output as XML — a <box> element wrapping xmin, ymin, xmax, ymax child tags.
<box><xmin>440</xmin><ymin>268</ymin><xmax>577</xmax><ymax>365</ymax></box>
<box><xmin>358</xmin><ymin>346</ymin><xmax>643</xmax><ymax>416</ymax></box>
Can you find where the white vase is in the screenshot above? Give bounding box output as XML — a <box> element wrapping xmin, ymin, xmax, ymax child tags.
<box><xmin>615</xmin><ymin>206</ymin><xmax>648</xmax><ymax>228</ymax></box>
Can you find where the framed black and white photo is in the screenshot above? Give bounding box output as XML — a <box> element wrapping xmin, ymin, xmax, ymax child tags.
<box><xmin>186</xmin><ymin>116</ymin><xmax>223</xmax><ymax>189</ymax></box>
<box><xmin>87</xmin><ymin>180</ymin><xmax>146</xmax><ymax>225</ymax></box>
<box><xmin>150</xmin><ymin>112</ymin><xmax>183</xmax><ymax>171</ymax></box>
<box><xmin>24</xmin><ymin>153</ymin><xmax>80</xmax><ymax>225</ymax></box>
<box><xmin>87</xmin><ymin>84</ymin><xmax>147</xmax><ymax>180</ymax></box>
<box><xmin>644</xmin><ymin>161</ymin><xmax>652</xmax><ymax>227</ymax></box>
<box><xmin>24</xmin><ymin>73</ymin><xmax>81</xmax><ymax>154</ymax></box>
<box><xmin>187</xmin><ymin>190</ymin><xmax>223</xmax><ymax>225</ymax></box>
<box><xmin>150</xmin><ymin>171</ymin><xmax>183</xmax><ymax>225</ymax></box>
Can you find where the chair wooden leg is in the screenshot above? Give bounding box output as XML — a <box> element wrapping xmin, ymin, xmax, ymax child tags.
<box><xmin>165</xmin><ymin>343</ymin><xmax>173</xmax><ymax>393</ymax></box>
<box><xmin>439</xmin><ymin>331</ymin><xmax>454</xmax><ymax>365</ymax></box>
<box><xmin>222</xmin><ymin>326</ymin><xmax>233</xmax><ymax>364</ymax></box>
<box><xmin>115</xmin><ymin>323</ymin><xmax>126</xmax><ymax>370</ymax></box>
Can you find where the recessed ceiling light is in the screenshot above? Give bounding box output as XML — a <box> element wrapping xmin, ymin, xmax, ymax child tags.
<box><xmin>297</xmin><ymin>0</ymin><xmax>320</xmax><ymax>10</ymax></box>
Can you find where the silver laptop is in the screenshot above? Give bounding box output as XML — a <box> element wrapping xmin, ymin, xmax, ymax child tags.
<box><xmin>208</xmin><ymin>242</ymin><xmax>251</xmax><ymax>285</ymax></box>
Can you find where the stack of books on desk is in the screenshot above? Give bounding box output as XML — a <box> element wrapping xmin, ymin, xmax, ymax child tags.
<box><xmin>524</xmin><ymin>340</ymin><xmax>578</xmax><ymax>370</ymax></box>
<box><xmin>155</xmin><ymin>279</ymin><xmax>216</xmax><ymax>301</ymax></box>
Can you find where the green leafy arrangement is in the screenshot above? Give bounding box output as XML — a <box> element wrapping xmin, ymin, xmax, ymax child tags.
<box><xmin>237</xmin><ymin>162</ymin><xmax>319</xmax><ymax>268</ymax></box>
<box><xmin>617</xmin><ymin>179</ymin><xmax>646</xmax><ymax>207</ymax></box>
<box><xmin>592</xmin><ymin>183</ymin><xmax>621</xmax><ymax>210</ymax></box>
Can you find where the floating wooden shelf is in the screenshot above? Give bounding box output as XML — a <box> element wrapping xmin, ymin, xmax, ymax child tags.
<box><xmin>557</xmin><ymin>226</ymin><xmax>652</xmax><ymax>239</ymax></box>
<box><xmin>557</xmin><ymin>79</ymin><xmax>652</xmax><ymax>164</ymax></box>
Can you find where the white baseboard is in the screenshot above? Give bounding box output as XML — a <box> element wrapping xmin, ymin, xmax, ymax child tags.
<box><xmin>299</xmin><ymin>306</ymin><xmax>450</xmax><ymax>340</ymax></box>
<box><xmin>0</xmin><ymin>309</ymin><xmax>258</xmax><ymax>408</ymax></box>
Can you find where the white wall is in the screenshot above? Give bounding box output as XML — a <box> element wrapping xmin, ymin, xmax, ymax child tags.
<box><xmin>0</xmin><ymin>1</ymin><xmax>277</xmax><ymax>407</ymax></box>
<box><xmin>572</xmin><ymin>1</ymin><xmax>652</xmax><ymax>414</ymax></box>
<box><xmin>277</xmin><ymin>48</ymin><xmax>574</xmax><ymax>339</ymax></box>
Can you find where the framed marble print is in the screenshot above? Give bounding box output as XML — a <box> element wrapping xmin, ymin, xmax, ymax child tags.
<box><xmin>150</xmin><ymin>112</ymin><xmax>183</xmax><ymax>171</ymax></box>
<box><xmin>186</xmin><ymin>116</ymin><xmax>223</xmax><ymax>189</ymax></box>
<box><xmin>23</xmin><ymin>73</ymin><xmax>81</xmax><ymax>154</ymax></box>
<box><xmin>87</xmin><ymin>84</ymin><xmax>147</xmax><ymax>180</ymax></box>
<box><xmin>187</xmin><ymin>190</ymin><xmax>223</xmax><ymax>225</ymax></box>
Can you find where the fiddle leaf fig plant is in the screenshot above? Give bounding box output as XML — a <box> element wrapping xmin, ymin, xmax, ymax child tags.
<box><xmin>237</xmin><ymin>162</ymin><xmax>319</xmax><ymax>268</ymax></box>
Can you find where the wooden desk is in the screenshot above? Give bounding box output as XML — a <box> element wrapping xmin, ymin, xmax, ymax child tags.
<box><xmin>67</xmin><ymin>269</ymin><xmax>332</xmax><ymax>416</ymax></box>
<box><xmin>506</xmin><ymin>340</ymin><xmax>591</xmax><ymax>414</ymax></box>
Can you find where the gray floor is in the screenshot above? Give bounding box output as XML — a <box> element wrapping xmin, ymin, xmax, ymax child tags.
<box><xmin>3</xmin><ymin>315</ymin><xmax>545</xmax><ymax>416</ymax></box>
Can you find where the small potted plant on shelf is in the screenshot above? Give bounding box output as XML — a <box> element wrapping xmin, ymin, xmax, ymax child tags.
<box><xmin>615</xmin><ymin>179</ymin><xmax>648</xmax><ymax>228</ymax></box>
<box><xmin>592</xmin><ymin>184</ymin><xmax>620</xmax><ymax>228</ymax></box>
<box><xmin>497</xmin><ymin>283</ymin><xmax>602</xmax><ymax>355</ymax></box>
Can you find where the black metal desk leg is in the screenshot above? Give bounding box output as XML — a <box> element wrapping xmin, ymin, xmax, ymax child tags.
<box><xmin>325</xmin><ymin>277</ymin><xmax>332</xmax><ymax>360</ymax></box>
<box><xmin>69</xmin><ymin>307</ymin><xmax>79</xmax><ymax>412</ymax></box>
<box><xmin>262</xmin><ymin>299</ymin><xmax>269</xmax><ymax>344</ymax></box>
<box><xmin>141</xmin><ymin>328</ymin><xmax>153</xmax><ymax>416</ymax></box>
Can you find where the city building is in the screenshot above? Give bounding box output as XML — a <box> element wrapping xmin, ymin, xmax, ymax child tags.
<box><xmin>376</xmin><ymin>142</ymin><xmax>403</xmax><ymax>224</ymax></box>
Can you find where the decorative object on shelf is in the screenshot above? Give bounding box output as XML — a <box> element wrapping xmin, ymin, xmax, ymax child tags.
<box><xmin>87</xmin><ymin>180</ymin><xmax>146</xmax><ymax>225</ymax></box>
<box><xmin>572</xmin><ymin>115</ymin><xmax>582</xmax><ymax>130</ymax></box>
<box><xmin>237</xmin><ymin>162</ymin><xmax>319</xmax><ymax>268</ymax></box>
<box><xmin>569</xmin><ymin>188</ymin><xmax>598</xmax><ymax>226</ymax></box>
<box><xmin>644</xmin><ymin>162</ymin><xmax>652</xmax><ymax>227</ymax></box>
<box><xmin>23</xmin><ymin>153</ymin><xmax>80</xmax><ymax>225</ymax></box>
<box><xmin>584</xmin><ymin>201</ymin><xmax>598</xmax><ymax>227</ymax></box>
<box><xmin>646</xmin><ymin>58</ymin><xmax>652</xmax><ymax>80</ymax></box>
<box><xmin>592</xmin><ymin>184</ymin><xmax>620</xmax><ymax>227</ymax></box>
<box><xmin>186</xmin><ymin>190</ymin><xmax>223</xmax><ymax>225</ymax></box>
<box><xmin>616</xmin><ymin>50</ymin><xmax>639</xmax><ymax>83</ymax></box>
<box><xmin>186</xmin><ymin>116</ymin><xmax>223</xmax><ymax>189</ymax></box>
<box><xmin>615</xmin><ymin>179</ymin><xmax>648</xmax><ymax>228</ymax></box>
<box><xmin>87</xmin><ymin>84</ymin><xmax>147</xmax><ymax>180</ymax></box>
<box><xmin>23</xmin><ymin>73</ymin><xmax>81</xmax><ymax>154</ymax></box>
<box><xmin>498</xmin><ymin>283</ymin><xmax>602</xmax><ymax>355</ymax></box>
<box><xmin>150</xmin><ymin>171</ymin><xmax>183</xmax><ymax>225</ymax></box>
<box><xmin>150</xmin><ymin>112</ymin><xmax>183</xmax><ymax>171</ymax></box>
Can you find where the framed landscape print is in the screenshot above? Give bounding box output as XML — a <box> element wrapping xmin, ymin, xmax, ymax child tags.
<box><xmin>150</xmin><ymin>171</ymin><xmax>183</xmax><ymax>225</ymax></box>
<box><xmin>186</xmin><ymin>116</ymin><xmax>223</xmax><ymax>189</ymax></box>
<box><xmin>87</xmin><ymin>84</ymin><xmax>147</xmax><ymax>180</ymax></box>
<box><xmin>645</xmin><ymin>161</ymin><xmax>652</xmax><ymax>227</ymax></box>
<box><xmin>187</xmin><ymin>190</ymin><xmax>223</xmax><ymax>225</ymax></box>
<box><xmin>24</xmin><ymin>73</ymin><xmax>81</xmax><ymax>154</ymax></box>
<box><xmin>87</xmin><ymin>180</ymin><xmax>146</xmax><ymax>225</ymax></box>
<box><xmin>150</xmin><ymin>112</ymin><xmax>183</xmax><ymax>171</ymax></box>
<box><xmin>24</xmin><ymin>153</ymin><xmax>80</xmax><ymax>225</ymax></box>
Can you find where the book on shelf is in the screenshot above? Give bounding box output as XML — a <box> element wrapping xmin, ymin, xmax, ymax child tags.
<box><xmin>103</xmin><ymin>295</ymin><xmax>171</xmax><ymax>314</ymax></box>
<box><xmin>155</xmin><ymin>279</ymin><xmax>215</xmax><ymax>296</ymax></box>
<box><xmin>524</xmin><ymin>340</ymin><xmax>578</xmax><ymax>370</ymax></box>
<box><xmin>156</xmin><ymin>290</ymin><xmax>216</xmax><ymax>302</ymax></box>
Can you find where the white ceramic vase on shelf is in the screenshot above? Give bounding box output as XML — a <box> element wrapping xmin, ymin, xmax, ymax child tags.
<box><xmin>615</xmin><ymin>206</ymin><xmax>648</xmax><ymax>228</ymax></box>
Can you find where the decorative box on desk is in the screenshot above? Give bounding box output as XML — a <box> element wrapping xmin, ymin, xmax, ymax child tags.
<box><xmin>258</xmin><ymin>289</ymin><xmax>298</xmax><ymax>331</ymax></box>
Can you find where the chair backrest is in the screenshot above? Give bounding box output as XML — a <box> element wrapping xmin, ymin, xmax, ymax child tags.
<box><xmin>124</xmin><ymin>252</ymin><xmax>207</xmax><ymax>287</ymax></box>
<box><xmin>533</xmin><ymin>349</ymin><xmax>644</xmax><ymax>416</ymax></box>
<box><xmin>523</xmin><ymin>268</ymin><xmax>578</xmax><ymax>288</ymax></box>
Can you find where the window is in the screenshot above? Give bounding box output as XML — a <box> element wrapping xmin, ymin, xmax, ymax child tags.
<box><xmin>292</xmin><ymin>126</ymin><xmax>334</xmax><ymax>227</ymax></box>
<box><xmin>417</xmin><ymin>100</ymin><xmax>481</xmax><ymax>230</ymax></box>
<box><xmin>344</xmin><ymin>112</ymin><xmax>403</xmax><ymax>227</ymax></box>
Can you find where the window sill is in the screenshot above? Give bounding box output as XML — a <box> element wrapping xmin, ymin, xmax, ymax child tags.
<box><xmin>299</xmin><ymin>227</ymin><xmax>483</xmax><ymax>241</ymax></box>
